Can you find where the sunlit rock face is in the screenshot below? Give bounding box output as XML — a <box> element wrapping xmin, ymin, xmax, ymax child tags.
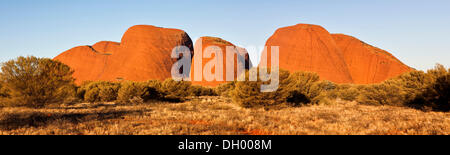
<box><xmin>260</xmin><ymin>24</ymin><xmax>354</xmax><ymax>83</ymax></box>
<box><xmin>332</xmin><ymin>34</ymin><xmax>413</xmax><ymax>84</ymax></box>
<box><xmin>190</xmin><ymin>36</ymin><xmax>252</xmax><ymax>87</ymax></box>
<box><xmin>260</xmin><ymin>23</ymin><xmax>412</xmax><ymax>84</ymax></box>
<box><xmin>54</xmin><ymin>25</ymin><xmax>193</xmax><ymax>84</ymax></box>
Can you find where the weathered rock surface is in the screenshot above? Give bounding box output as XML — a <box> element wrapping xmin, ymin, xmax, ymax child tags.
<box><xmin>55</xmin><ymin>23</ymin><xmax>412</xmax><ymax>85</ymax></box>
<box><xmin>54</xmin><ymin>25</ymin><xmax>193</xmax><ymax>84</ymax></box>
<box><xmin>260</xmin><ymin>24</ymin><xmax>354</xmax><ymax>83</ymax></box>
<box><xmin>260</xmin><ymin>23</ymin><xmax>413</xmax><ymax>84</ymax></box>
<box><xmin>190</xmin><ymin>37</ymin><xmax>252</xmax><ymax>87</ymax></box>
<box><xmin>332</xmin><ymin>34</ymin><xmax>413</xmax><ymax>84</ymax></box>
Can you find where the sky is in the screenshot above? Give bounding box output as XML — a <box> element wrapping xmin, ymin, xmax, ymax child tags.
<box><xmin>0</xmin><ymin>0</ymin><xmax>449</xmax><ymax>71</ymax></box>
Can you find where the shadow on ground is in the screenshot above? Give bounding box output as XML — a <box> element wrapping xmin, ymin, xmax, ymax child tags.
<box><xmin>0</xmin><ymin>108</ymin><xmax>151</xmax><ymax>130</ymax></box>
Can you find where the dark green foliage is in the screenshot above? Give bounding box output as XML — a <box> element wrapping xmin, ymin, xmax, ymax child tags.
<box><xmin>117</xmin><ymin>81</ymin><xmax>159</xmax><ymax>104</ymax></box>
<box><xmin>160</xmin><ymin>79</ymin><xmax>192</xmax><ymax>101</ymax></box>
<box><xmin>215</xmin><ymin>82</ymin><xmax>236</xmax><ymax>97</ymax></box>
<box><xmin>356</xmin><ymin>64</ymin><xmax>450</xmax><ymax>111</ymax></box>
<box><xmin>189</xmin><ymin>85</ymin><xmax>217</xmax><ymax>96</ymax></box>
<box><xmin>231</xmin><ymin>68</ymin><xmax>292</xmax><ymax>108</ymax></box>
<box><xmin>356</xmin><ymin>82</ymin><xmax>406</xmax><ymax>106</ymax></box>
<box><xmin>77</xmin><ymin>81</ymin><xmax>120</xmax><ymax>103</ymax></box>
<box><xmin>0</xmin><ymin>81</ymin><xmax>9</xmax><ymax>105</ymax></box>
<box><xmin>423</xmin><ymin>74</ymin><xmax>450</xmax><ymax>111</ymax></box>
<box><xmin>286</xmin><ymin>72</ymin><xmax>335</xmax><ymax>105</ymax></box>
<box><xmin>328</xmin><ymin>84</ymin><xmax>360</xmax><ymax>101</ymax></box>
<box><xmin>0</xmin><ymin>56</ymin><xmax>75</xmax><ymax>107</ymax></box>
<box><xmin>408</xmin><ymin>68</ymin><xmax>450</xmax><ymax>111</ymax></box>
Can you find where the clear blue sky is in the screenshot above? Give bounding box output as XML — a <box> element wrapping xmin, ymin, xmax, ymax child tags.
<box><xmin>0</xmin><ymin>0</ymin><xmax>449</xmax><ymax>71</ymax></box>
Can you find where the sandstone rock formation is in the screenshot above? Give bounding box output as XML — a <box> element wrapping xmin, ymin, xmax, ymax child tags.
<box><xmin>332</xmin><ymin>34</ymin><xmax>413</xmax><ymax>84</ymax></box>
<box><xmin>260</xmin><ymin>23</ymin><xmax>412</xmax><ymax>84</ymax></box>
<box><xmin>190</xmin><ymin>37</ymin><xmax>252</xmax><ymax>87</ymax></box>
<box><xmin>54</xmin><ymin>25</ymin><xmax>193</xmax><ymax>84</ymax></box>
<box><xmin>260</xmin><ymin>24</ymin><xmax>354</xmax><ymax>83</ymax></box>
<box><xmin>56</xmin><ymin>23</ymin><xmax>412</xmax><ymax>86</ymax></box>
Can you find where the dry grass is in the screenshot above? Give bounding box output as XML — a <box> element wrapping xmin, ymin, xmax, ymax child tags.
<box><xmin>0</xmin><ymin>96</ymin><xmax>448</xmax><ymax>135</ymax></box>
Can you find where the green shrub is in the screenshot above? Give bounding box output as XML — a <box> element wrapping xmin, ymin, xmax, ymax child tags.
<box><xmin>160</xmin><ymin>79</ymin><xmax>192</xmax><ymax>101</ymax></box>
<box><xmin>286</xmin><ymin>72</ymin><xmax>334</xmax><ymax>105</ymax></box>
<box><xmin>78</xmin><ymin>81</ymin><xmax>120</xmax><ymax>103</ymax></box>
<box><xmin>408</xmin><ymin>65</ymin><xmax>449</xmax><ymax>111</ymax></box>
<box><xmin>328</xmin><ymin>84</ymin><xmax>360</xmax><ymax>101</ymax></box>
<box><xmin>117</xmin><ymin>81</ymin><xmax>159</xmax><ymax>104</ymax></box>
<box><xmin>0</xmin><ymin>56</ymin><xmax>75</xmax><ymax>107</ymax></box>
<box><xmin>420</xmin><ymin>74</ymin><xmax>449</xmax><ymax>111</ymax></box>
<box><xmin>215</xmin><ymin>82</ymin><xmax>236</xmax><ymax>97</ymax></box>
<box><xmin>231</xmin><ymin>68</ymin><xmax>292</xmax><ymax>108</ymax></box>
<box><xmin>84</xmin><ymin>87</ymin><xmax>100</xmax><ymax>103</ymax></box>
<box><xmin>98</xmin><ymin>84</ymin><xmax>120</xmax><ymax>102</ymax></box>
<box><xmin>146</xmin><ymin>80</ymin><xmax>163</xmax><ymax>91</ymax></box>
<box><xmin>189</xmin><ymin>85</ymin><xmax>217</xmax><ymax>96</ymax></box>
<box><xmin>356</xmin><ymin>82</ymin><xmax>406</xmax><ymax>106</ymax></box>
<box><xmin>355</xmin><ymin>64</ymin><xmax>449</xmax><ymax>111</ymax></box>
<box><xmin>0</xmin><ymin>81</ymin><xmax>9</xmax><ymax>106</ymax></box>
<box><xmin>388</xmin><ymin>70</ymin><xmax>431</xmax><ymax>102</ymax></box>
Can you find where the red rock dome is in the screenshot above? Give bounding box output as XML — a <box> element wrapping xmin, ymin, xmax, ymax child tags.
<box><xmin>332</xmin><ymin>34</ymin><xmax>413</xmax><ymax>84</ymax></box>
<box><xmin>54</xmin><ymin>25</ymin><xmax>193</xmax><ymax>84</ymax></box>
<box><xmin>260</xmin><ymin>24</ymin><xmax>354</xmax><ymax>83</ymax></box>
<box><xmin>190</xmin><ymin>37</ymin><xmax>252</xmax><ymax>87</ymax></box>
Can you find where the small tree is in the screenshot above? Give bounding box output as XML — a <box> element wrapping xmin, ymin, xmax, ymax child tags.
<box><xmin>408</xmin><ymin>65</ymin><xmax>450</xmax><ymax>111</ymax></box>
<box><xmin>286</xmin><ymin>71</ymin><xmax>334</xmax><ymax>105</ymax></box>
<box><xmin>117</xmin><ymin>81</ymin><xmax>159</xmax><ymax>104</ymax></box>
<box><xmin>160</xmin><ymin>79</ymin><xmax>192</xmax><ymax>101</ymax></box>
<box><xmin>79</xmin><ymin>81</ymin><xmax>120</xmax><ymax>103</ymax></box>
<box><xmin>231</xmin><ymin>68</ymin><xmax>292</xmax><ymax>108</ymax></box>
<box><xmin>0</xmin><ymin>56</ymin><xmax>75</xmax><ymax>107</ymax></box>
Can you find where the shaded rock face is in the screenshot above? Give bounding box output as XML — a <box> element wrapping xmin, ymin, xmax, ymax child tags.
<box><xmin>190</xmin><ymin>37</ymin><xmax>252</xmax><ymax>87</ymax></box>
<box><xmin>54</xmin><ymin>25</ymin><xmax>193</xmax><ymax>84</ymax></box>
<box><xmin>260</xmin><ymin>24</ymin><xmax>354</xmax><ymax>83</ymax></box>
<box><xmin>332</xmin><ymin>34</ymin><xmax>413</xmax><ymax>84</ymax></box>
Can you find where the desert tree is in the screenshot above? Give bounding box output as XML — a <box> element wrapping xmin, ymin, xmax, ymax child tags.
<box><xmin>0</xmin><ymin>56</ymin><xmax>75</xmax><ymax>107</ymax></box>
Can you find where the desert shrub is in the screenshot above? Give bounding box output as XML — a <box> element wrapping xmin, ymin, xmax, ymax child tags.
<box><xmin>160</xmin><ymin>79</ymin><xmax>192</xmax><ymax>101</ymax></box>
<box><xmin>407</xmin><ymin>65</ymin><xmax>449</xmax><ymax>111</ymax></box>
<box><xmin>0</xmin><ymin>81</ymin><xmax>8</xmax><ymax>98</ymax></box>
<box><xmin>420</xmin><ymin>74</ymin><xmax>450</xmax><ymax>111</ymax></box>
<box><xmin>388</xmin><ymin>70</ymin><xmax>431</xmax><ymax>102</ymax></box>
<box><xmin>78</xmin><ymin>81</ymin><xmax>120</xmax><ymax>103</ymax></box>
<box><xmin>0</xmin><ymin>81</ymin><xmax>8</xmax><ymax>106</ymax></box>
<box><xmin>84</xmin><ymin>87</ymin><xmax>100</xmax><ymax>103</ymax></box>
<box><xmin>356</xmin><ymin>64</ymin><xmax>449</xmax><ymax>111</ymax></box>
<box><xmin>286</xmin><ymin>72</ymin><xmax>335</xmax><ymax>105</ymax></box>
<box><xmin>117</xmin><ymin>81</ymin><xmax>159</xmax><ymax>104</ymax></box>
<box><xmin>231</xmin><ymin>68</ymin><xmax>292</xmax><ymax>108</ymax></box>
<box><xmin>0</xmin><ymin>56</ymin><xmax>75</xmax><ymax>107</ymax></box>
<box><xmin>215</xmin><ymin>82</ymin><xmax>236</xmax><ymax>97</ymax></box>
<box><xmin>328</xmin><ymin>84</ymin><xmax>360</xmax><ymax>101</ymax></box>
<box><xmin>355</xmin><ymin>69</ymin><xmax>432</xmax><ymax>106</ymax></box>
<box><xmin>356</xmin><ymin>81</ymin><xmax>407</xmax><ymax>106</ymax></box>
<box><xmin>189</xmin><ymin>85</ymin><xmax>217</xmax><ymax>96</ymax></box>
<box><xmin>146</xmin><ymin>80</ymin><xmax>163</xmax><ymax>91</ymax></box>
